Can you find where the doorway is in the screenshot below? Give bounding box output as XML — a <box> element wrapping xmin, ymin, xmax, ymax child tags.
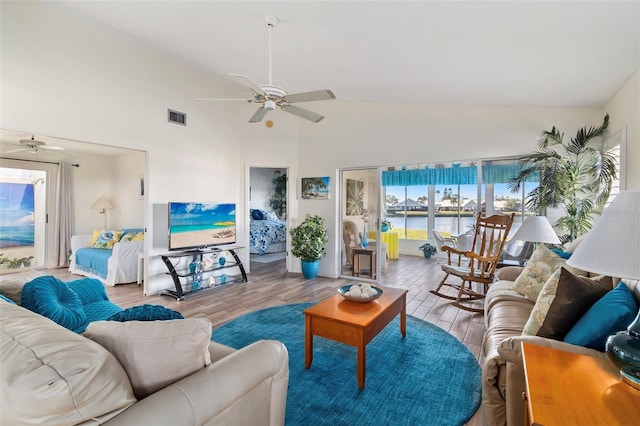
<box><xmin>0</xmin><ymin>167</ymin><xmax>47</xmax><ymax>270</ymax></box>
<box><xmin>248</xmin><ymin>167</ymin><xmax>288</xmax><ymax>271</ymax></box>
<box><xmin>340</xmin><ymin>168</ymin><xmax>384</xmax><ymax>281</ymax></box>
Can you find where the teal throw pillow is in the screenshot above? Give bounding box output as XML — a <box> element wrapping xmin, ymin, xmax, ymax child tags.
<box><xmin>564</xmin><ymin>282</ymin><xmax>638</xmax><ymax>351</ymax></box>
<box><xmin>107</xmin><ymin>304</ymin><xmax>184</xmax><ymax>322</ymax></box>
<box><xmin>550</xmin><ymin>248</ymin><xmax>572</xmax><ymax>259</ymax></box>
<box><xmin>21</xmin><ymin>276</ymin><xmax>87</xmax><ymax>331</ymax></box>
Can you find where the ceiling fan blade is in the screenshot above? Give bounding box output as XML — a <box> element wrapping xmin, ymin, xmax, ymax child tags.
<box><xmin>230</xmin><ymin>73</ymin><xmax>267</xmax><ymax>97</ymax></box>
<box><xmin>196</xmin><ymin>98</ymin><xmax>252</xmax><ymax>102</ymax></box>
<box><xmin>2</xmin><ymin>148</ymin><xmax>26</xmax><ymax>154</ymax></box>
<box><xmin>249</xmin><ymin>106</ymin><xmax>269</xmax><ymax>123</ymax></box>
<box><xmin>41</xmin><ymin>145</ymin><xmax>64</xmax><ymax>151</ymax></box>
<box><xmin>281</xmin><ymin>105</ymin><xmax>325</xmax><ymax>123</ymax></box>
<box><xmin>282</xmin><ymin>89</ymin><xmax>335</xmax><ymax>103</ymax></box>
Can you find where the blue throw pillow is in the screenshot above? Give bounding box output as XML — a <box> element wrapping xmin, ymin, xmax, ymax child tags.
<box><xmin>550</xmin><ymin>248</ymin><xmax>572</xmax><ymax>259</ymax></box>
<box><xmin>564</xmin><ymin>282</ymin><xmax>638</xmax><ymax>351</ymax></box>
<box><xmin>251</xmin><ymin>209</ymin><xmax>264</xmax><ymax>220</ymax></box>
<box><xmin>21</xmin><ymin>276</ymin><xmax>87</xmax><ymax>331</ymax></box>
<box><xmin>107</xmin><ymin>304</ymin><xmax>184</xmax><ymax>322</ymax></box>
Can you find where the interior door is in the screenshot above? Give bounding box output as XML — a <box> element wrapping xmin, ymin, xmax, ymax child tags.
<box><xmin>340</xmin><ymin>168</ymin><xmax>382</xmax><ymax>281</ymax></box>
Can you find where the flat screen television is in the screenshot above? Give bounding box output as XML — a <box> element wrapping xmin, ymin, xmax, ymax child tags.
<box><xmin>168</xmin><ymin>202</ymin><xmax>236</xmax><ymax>251</ymax></box>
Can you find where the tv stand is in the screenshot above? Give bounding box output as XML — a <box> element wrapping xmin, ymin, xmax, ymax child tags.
<box><xmin>160</xmin><ymin>246</ymin><xmax>247</xmax><ymax>300</ymax></box>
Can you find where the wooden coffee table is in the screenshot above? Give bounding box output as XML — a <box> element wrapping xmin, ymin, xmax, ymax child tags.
<box><xmin>303</xmin><ymin>286</ymin><xmax>407</xmax><ymax>389</ymax></box>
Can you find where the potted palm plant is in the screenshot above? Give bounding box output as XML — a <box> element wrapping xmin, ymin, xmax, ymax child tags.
<box><xmin>508</xmin><ymin>115</ymin><xmax>616</xmax><ymax>243</ymax></box>
<box><xmin>290</xmin><ymin>215</ymin><xmax>328</xmax><ymax>279</ymax></box>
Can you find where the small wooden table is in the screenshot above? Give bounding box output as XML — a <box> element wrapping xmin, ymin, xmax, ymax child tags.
<box><xmin>522</xmin><ymin>342</ymin><xmax>640</xmax><ymax>425</ymax></box>
<box><xmin>303</xmin><ymin>286</ymin><xmax>407</xmax><ymax>389</ymax></box>
<box><xmin>352</xmin><ymin>247</ymin><xmax>376</xmax><ymax>279</ymax></box>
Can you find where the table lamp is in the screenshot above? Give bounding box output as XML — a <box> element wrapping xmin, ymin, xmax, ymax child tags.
<box><xmin>511</xmin><ymin>215</ymin><xmax>561</xmax><ymax>247</ymax></box>
<box><xmin>566</xmin><ymin>190</ymin><xmax>640</xmax><ymax>390</ymax></box>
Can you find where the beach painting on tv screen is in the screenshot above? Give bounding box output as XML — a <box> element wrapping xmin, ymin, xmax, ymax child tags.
<box><xmin>169</xmin><ymin>202</ymin><xmax>236</xmax><ymax>250</ymax></box>
<box><xmin>0</xmin><ymin>182</ymin><xmax>35</xmax><ymax>248</ymax></box>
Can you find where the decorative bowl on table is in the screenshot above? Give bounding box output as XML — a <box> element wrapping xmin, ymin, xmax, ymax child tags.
<box><xmin>338</xmin><ymin>284</ymin><xmax>383</xmax><ymax>303</ymax></box>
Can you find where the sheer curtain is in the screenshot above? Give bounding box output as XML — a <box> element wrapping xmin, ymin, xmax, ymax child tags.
<box><xmin>53</xmin><ymin>161</ymin><xmax>75</xmax><ymax>267</ymax></box>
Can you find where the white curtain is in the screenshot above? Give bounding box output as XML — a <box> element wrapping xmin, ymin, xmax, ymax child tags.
<box><xmin>53</xmin><ymin>162</ymin><xmax>75</xmax><ymax>267</ymax></box>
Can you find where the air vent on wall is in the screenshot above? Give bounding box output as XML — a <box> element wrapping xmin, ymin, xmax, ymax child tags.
<box><xmin>168</xmin><ymin>109</ymin><xmax>186</xmax><ymax>126</ymax></box>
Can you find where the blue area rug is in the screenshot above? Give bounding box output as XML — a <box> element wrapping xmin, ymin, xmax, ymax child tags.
<box><xmin>211</xmin><ymin>302</ymin><xmax>482</xmax><ymax>426</ymax></box>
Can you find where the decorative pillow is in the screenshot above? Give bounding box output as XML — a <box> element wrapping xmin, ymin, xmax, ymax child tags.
<box><xmin>564</xmin><ymin>282</ymin><xmax>638</xmax><ymax>350</ymax></box>
<box><xmin>91</xmin><ymin>230</ymin><xmax>124</xmax><ymax>249</ymax></box>
<box><xmin>523</xmin><ymin>267</ymin><xmax>611</xmax><ymax>340</ymax></box>
<box><xmin>107</xmin><ymin>304</ymin><xmax>184</xmax><ymax>322</ymax></box>
<box><xmin>264</xmin><ymin>211</ymin><xmax>279</xmax><ymax>221</ymax></box>
<box><xmin>521</xmin><ymin>268</ymin><xmax>562</xmax><ymax>336</ymax></box>
<box><xmin>550</xmin><ymin>248</ymin><xmax>572</xmax><ymax>259</ymax></box>
<box><xmin>84</xmin><ymin>318</ymin><xmax>212</xmax><ymax>399</ymax></box>
<box><xmin>20</xmin><ymin>276</ymin><xmax>87</xmax><ymax>332</ymax></box>
<box><xmin>89</xmin><ymin>229</ymin><xmax>103</xmax><ymax>246</ymax></box>
<box><xmin>120</xmin><ymin>231</ymin><xmax>144</xmax><ymax>242</ymax></box>
<box><xmin>511</xmin><ymin>244</ymin><xmax>566</xmax><ymax>302</ymax></box>
<box><xmin>251</xmin><ymin>209</ymin><xmax>264</xmax><ymax>220</ymax></box>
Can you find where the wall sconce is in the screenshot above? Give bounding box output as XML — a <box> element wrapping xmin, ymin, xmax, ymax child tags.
<box><xmin>92</xmin><ymin>197</ymin><xmax>114</xmax><ymax>228</ymax></box>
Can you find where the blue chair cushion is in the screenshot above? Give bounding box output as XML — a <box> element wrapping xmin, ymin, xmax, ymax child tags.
<box><xmin>564</xmin><ymin>282</ymin><xmax>638</xmax><ymax>351</ymax></box>
<box><xmin>21</xmin><ymin>276</ymin><xmax>87</xmax><ymax>331</ymax></box>
<box><xmin>107</xmin><ymin>304</ymin><xmax>184</xmax><ymax>322</ymax></box>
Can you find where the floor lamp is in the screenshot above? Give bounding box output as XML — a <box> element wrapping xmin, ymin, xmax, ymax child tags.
<box><xmin>92</xmin><ymin>197</ymin><xmax>114</xmax><ymax>229</ymax></box>
<box><xmin>567</xmin><ymin>190</ymin><xmax>640</xmax><ymax>390</ymax></box>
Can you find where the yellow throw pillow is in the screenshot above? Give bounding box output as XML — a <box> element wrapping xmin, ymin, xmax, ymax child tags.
<box><xmin>510</xmin><ymin>244</ymin><xmax>566</xmax><ymax>302</ymax></box>
<box><xmin>120</xmin><ymin>231</ymin><xmax>144</xmax><ymax>242</ymax></box>
<box><xmin>89</xmin><ymin>229</ymin><xmax>103</xmax><ymax>246</ymax></box>
<box><xmin>91</xmin><ymin>230</ymin><xmax>124</xmax><ymax>249</ymax></box>
<box><xmin>84</xmin><ymin>318</ymin><xmax>212</xmax><ymax>399</ymax></box>
<box><xmin>131</xmin><ymin>231</ymin><xmax>144</xmax><ymax>241</ymax></box>
<box><xmin>522</xmin><ymin>269</ymin><xmax>562</xmax><ymax>335</ymax></box>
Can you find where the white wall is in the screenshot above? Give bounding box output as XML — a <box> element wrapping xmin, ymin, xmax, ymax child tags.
<box><xmin>1</xmin><ymin>2</ymin><xmax>299</xmax><ymax>293</ymax></box>
<box><xmin>604</xmin><ymin>68</ymin><xmax>640</xmax><ymax>190</ymax></box>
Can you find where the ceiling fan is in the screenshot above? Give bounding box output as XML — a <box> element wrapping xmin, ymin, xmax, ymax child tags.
<box><xmin>197</xmin><ymin>16</ymin><xmax>335</xmax><ymax>123</ymax></box>
<box><xmin>3</xmin><ymin>135</ymin><xmax>65</xmax><ymax>154</ymax></box>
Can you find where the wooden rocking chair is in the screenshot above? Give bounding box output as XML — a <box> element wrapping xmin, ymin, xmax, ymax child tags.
<box><xmin>430</xmin><ymin>213</ymin><xmax>515</xmax><ymax>312</ymax></box>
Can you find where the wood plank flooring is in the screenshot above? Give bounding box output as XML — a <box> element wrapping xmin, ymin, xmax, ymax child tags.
<box><xmin>46</xmin><ymin>254</ymin><xmax>485</xmax><ymax>425</ymax></box>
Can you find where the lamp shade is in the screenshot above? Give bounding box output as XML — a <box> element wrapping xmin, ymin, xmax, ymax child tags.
<box><xmin>567</xmin><ymin>190</ymin><xmax>640</xmax><ymax>281</ymax></box>
<box><xmin>510</xmin><ymin>216</ymin><xmax>561</xmax><ymax>244</ymax></box>
<box><xmin>91</xmin><ymin>197</ymin><xmax>114</xmax><ymax>211</ymax></box>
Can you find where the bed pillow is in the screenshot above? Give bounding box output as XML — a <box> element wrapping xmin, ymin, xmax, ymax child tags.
<box><xmin>84</xmin><ymin>318</ymin><xmax>212</xmax><ymax>399</ymax></box>
<box><xmin>264</xmin><ymin>211</ymin><xmax>279</xmax><ymax>221</ymax></box>
<box><xmin>251</xmin><ymin>209</ymin><xmax>264</xmax><ymax>220</ymax></box>
<box><xmin>511</xmin><ymin>244</ymin><xmax>566</xmax><ymax>302</ymax></box>
<box><xmin>91</xmin><ymin>230</ymin><xmax>124</xmax><ymax>249</ymax></box>
<box><xmin>564</xmin><ymin>282</ymin><xmax>638</xmax><ymax>350</ymax></box>
<box><xmin>107</xmin><ymin>304</ymin><xmax>184</xmax><ymax>322</ymax></box>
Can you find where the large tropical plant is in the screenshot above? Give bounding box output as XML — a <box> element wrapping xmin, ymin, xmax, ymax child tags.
<box><xmin>508</xmin><ymin>114</ymin><xmax>616</xmax><ymax>241</ymax></box>
<box><xmin>290</xmin><ymin>215</ymin><xmax>328</xmax><ymax>262</ymax></box>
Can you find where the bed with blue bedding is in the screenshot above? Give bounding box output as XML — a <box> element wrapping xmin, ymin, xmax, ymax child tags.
<box><xmin>249</xmin><ymin>210</ymin><xmax>287</xmax><ymax>255</ymax></box>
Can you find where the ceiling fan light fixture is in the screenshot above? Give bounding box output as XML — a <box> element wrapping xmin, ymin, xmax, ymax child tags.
<box><xmin>264</xmin><ymin>100</ymin><xmax>276</xmax><ymax>111</ymax></box>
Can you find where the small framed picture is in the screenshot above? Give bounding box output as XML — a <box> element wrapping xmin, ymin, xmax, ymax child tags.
<box><xmin>301</xmin><ymin>176</ymin><xmax>330</xmax><ymax>200</ymax></box>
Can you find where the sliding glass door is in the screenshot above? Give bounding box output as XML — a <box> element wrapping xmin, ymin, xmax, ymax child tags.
<box><xmin>0</xmin><ymin>166</ymin><xmax>47</xmax><ymax>270</ymax></box>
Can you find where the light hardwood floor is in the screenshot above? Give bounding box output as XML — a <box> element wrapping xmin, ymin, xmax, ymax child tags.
<box><xmin>48</xmin><ymin>254</ymin><xmax>485</xmax><ymax>425</ymax></box>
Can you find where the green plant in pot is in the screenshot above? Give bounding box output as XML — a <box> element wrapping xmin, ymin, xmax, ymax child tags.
<box><xmin>381</xmin><ymin>220</ymin><xmax>392</xmax><ymax>232</ymax></box>
<box><xmin>508</xmin><ymin>114</ymin><xmax>616</xmax><ymax>243</ymax></box>
<box><xmin>290</xmin><ymin>215</ymin><xmax>328</xmax><ymax>279</ymax></box>
<box><xmin>418</xmin><ymin>243</ymin><xmax>437</xmax><ymax>258</ymax></box>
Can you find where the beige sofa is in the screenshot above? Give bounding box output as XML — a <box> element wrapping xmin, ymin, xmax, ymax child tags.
<box><xmin>481</xmin><ymin>266</ymin><xmax>640</xmax><ymax>426</ymax></box>
<box><xmin>0</xmin><ymin>299</ymin><xmax>289</xmax><ymax>426</ymax></box>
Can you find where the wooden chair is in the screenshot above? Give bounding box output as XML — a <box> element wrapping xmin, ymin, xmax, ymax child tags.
<box><xmin>430</xmin><ymin>213</ymin><xmax>515</xmax><ymax>312</ymax></box>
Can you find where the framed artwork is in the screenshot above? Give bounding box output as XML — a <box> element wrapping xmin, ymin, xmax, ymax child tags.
<box><xmin>301</xmin><ymin>176</ymin><xmax>330</xmax><ymax>200</ymax></box>
<box><xmin>346</xmin><ymin>179</ymin><xmax>364</xmax><ymax>215</ymax></box>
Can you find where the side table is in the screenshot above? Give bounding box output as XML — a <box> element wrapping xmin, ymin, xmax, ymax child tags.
<box><xmin>522</xmin><ymin>342</ymin><xmax>640</xmax><ymax>425</ymax></box>
<box><xmin>352</xmin><ymin>247</ymin><xmax>376</xmax><ymax>279</ymax></box>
